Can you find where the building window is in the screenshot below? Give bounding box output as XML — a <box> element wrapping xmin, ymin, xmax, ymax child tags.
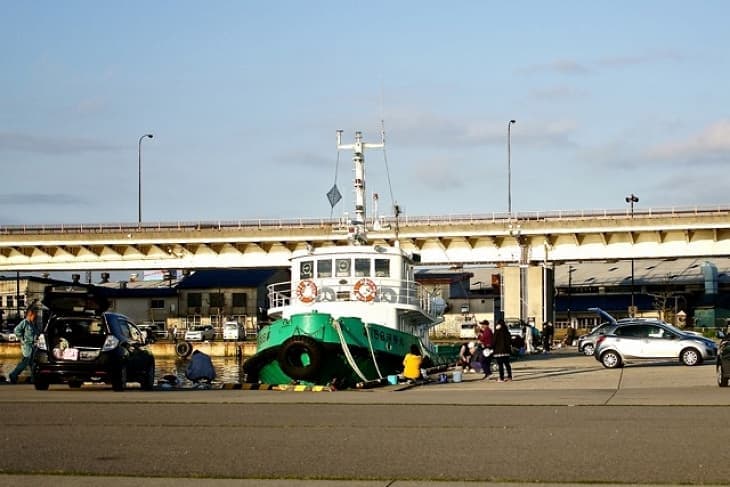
<box><xmin>209</xmin><ymin>292</ymin><xmax>225</xmax><ymax>308</ymax></box>
<box><xmin>17</xmin><ymin>296</ymin><xmax>25</xmax><ymax>308</ymax></box>
<box><xmin>150</xmin><ymin>299</ymin><xmax>165</xmax><ymax>310</ymax></box>
<box><xmin>6</xmin><ymin>296</ymin><xmax>14</xmax><ymax>308</ymax></box>
<box><xmin>187</xmin><ymin>293</ymin><xmax>202</xmax><ymax>308</ymax></box>
<box><xmin>232</xmin><ymin>292</ymin><xmax>247</xmax><ymax>308</ymax></box>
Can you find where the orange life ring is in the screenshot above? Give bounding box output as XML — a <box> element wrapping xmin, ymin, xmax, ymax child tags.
<box><xmin>296</xmin><ymin>279</ymin><xmax>318</xmax><ymax>304</ymax></box>
<box><xmin>353</xmin><ymin>278</ymin><xmax>377</xmax><ymax>302</ymax></box>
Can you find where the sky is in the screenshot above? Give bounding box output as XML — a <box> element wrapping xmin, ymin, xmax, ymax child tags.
<box><xmin>2</xmin><ymin>1</ymin><xmax>729</xmax><ymax>226</ymax></box>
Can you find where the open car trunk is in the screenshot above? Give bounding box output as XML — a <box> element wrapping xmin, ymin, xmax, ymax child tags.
<box><xmin>45</xmin><ymin>317</ymin><xmax>108</xmax><ymax>362</ymax></box>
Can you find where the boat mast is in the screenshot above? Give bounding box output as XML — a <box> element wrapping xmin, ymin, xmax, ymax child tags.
<box><xmin>336</xmin><ymin>130</ymin><xmax>384</xmax><ymax>245</ymax></box>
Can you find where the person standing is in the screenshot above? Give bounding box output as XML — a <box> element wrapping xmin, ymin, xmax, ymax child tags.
<box><xmin>8</xmin><ymin>307</ymin><xmax>38</xmax><ymax>384</ymax></box>
<box><xmin>522</xmin><ymin>320</ymin><xmax>535</xmax><ymax>354</ymax></box>
<box><xmin>542</xmin><ymin>321</ymin><xmax>554</xmax><ymax>353</ymax></box>
<box><xmin>493</xmin><ymin>319</ymin><xmax>513</xmax><ymax>382</ymax></box>
<box><xmin>477</xmin><ymin>320</ymin><xmax>494</xmax><ymax>379</ymax></box>
<box><xmin>564</xmin><ymin>325</ymin><xmax>577</xmax><ymax>347</ymax></box>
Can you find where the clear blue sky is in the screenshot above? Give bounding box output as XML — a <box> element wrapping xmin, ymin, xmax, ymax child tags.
<box><xmin>2</xmin><ymin>1</ymin><xmax>729</xmax><ymax>225</ymax></box>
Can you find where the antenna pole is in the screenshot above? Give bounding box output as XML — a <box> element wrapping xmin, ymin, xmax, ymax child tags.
<box><xmin>336</xmin><ymin>130</ymin><xmax>384</xmax><ymax>244</ymax></box>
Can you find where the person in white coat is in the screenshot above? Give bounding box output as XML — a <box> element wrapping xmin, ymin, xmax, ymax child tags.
<box><xmin>522</xmin><ymin>321</ymin><xmax>535</xmax><ymax>354</ymax></box>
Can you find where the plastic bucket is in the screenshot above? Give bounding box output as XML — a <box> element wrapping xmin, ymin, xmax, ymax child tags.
<box><xmin>452</xmin><ymin>370</ymin><xmax>462</xmax><ymax>383</ymax></box>
<box><xmin>387</xmin><ymin>375</ymin><xmax>399</xmax><ymax>385</ymax></box>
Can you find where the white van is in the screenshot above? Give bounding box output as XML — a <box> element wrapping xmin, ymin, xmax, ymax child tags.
<box><xmin>222</xmin><ymin>321</ymin><xmax>243</xmax><ymax>341</ymax></box>
<box><xmin>460</xmin><ymin>322</ymin><xmax>477</xmax><ymax>339</ymax></box>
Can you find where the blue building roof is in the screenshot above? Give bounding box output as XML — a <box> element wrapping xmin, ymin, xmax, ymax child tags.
<box><xmin>176</xmin><ymin>269</ymin><xmax>284</xmax><ymax>289</ymax></box>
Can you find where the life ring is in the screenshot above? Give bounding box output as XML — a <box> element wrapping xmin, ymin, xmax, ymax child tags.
<box><xmin>175</xmin><ymin>341</ymin><xmax>193</xmax><ymax>358</ymax></box>
<box><xmin>353</xmin><ymin>278</ymin><xmax>377</xmax><ymax>302</ymax></box>
<box><xmin>277</xmin><ymin>335</ymin><xmax>323</xmax><ymax>381</ymax></box>
<box><xmin>295</xmin><ymin>279</ymin><xmax>318</xmax><ymax>304</ymax></box>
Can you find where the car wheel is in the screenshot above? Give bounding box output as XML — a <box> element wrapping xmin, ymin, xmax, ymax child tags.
<box><xmin>68</xmin><ymin>381</ymin><xmax>83</xmax><ymax>389</ymax></box>
<box><xmin>34</xmin><ymin>380</ymin><xmax>49</xmax><ymax>391</ymax></box>
<box><xmin>141</xmin><ymin>361</ymin><xmax>155</xmax><ymax>391</ymax></box>
<box><xmin>717</xmin><ymin>363</ymin><xmax>729</xmax><ymax>387</ymax></box>
<box><xmin>680</xmin><ymin>348</ymin><xmax>701</xmax><ymax>366</ymax></box>
<box><xmin>583</xmin><ymin>344</ymin><xmax>595</xmax><ymax>356</ymax></box>
<box><xmin>600</xmin><ymin>350</ymin><xmax>622</xmax><ymax>369</ymax></box>
<box><xmin>112</xmin><ymin>366</ymin><xmax>127</xmax><ymax>391</ymax></box>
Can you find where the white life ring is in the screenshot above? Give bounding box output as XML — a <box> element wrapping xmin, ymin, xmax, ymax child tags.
<box><xmin>296</xmin><ymin>279</ymin><xmax>318</xmax><ymax>304</ymax></box>
<box><xmin>353</xmin><ymin>278</ymin><xmax>377</xmax><ymax>302</ymax></box>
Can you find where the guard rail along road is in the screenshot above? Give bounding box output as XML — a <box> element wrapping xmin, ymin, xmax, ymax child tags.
<box><xmin>1</xmin><ymin>206</ymin><xmax>730</xmax><ymax>270</ymax></box>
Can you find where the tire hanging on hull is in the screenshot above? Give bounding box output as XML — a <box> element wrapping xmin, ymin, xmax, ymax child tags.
<box><xmin>277</xmin><ymin>335</ymin><xmax>324</xmax><ymax>381</ymax></box>
<box><xmin>175</xmin><ymin>341</ymin><xmax>193</xmax><ymax>358</ymax></box>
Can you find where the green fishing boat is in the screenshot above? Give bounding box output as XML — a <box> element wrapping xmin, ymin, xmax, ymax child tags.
<box><xmin>243</xmin><ymin>131</ymin><xmax>450</xmax><ymax>388</ymax></box>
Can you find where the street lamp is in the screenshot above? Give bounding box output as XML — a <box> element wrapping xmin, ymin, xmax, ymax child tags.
<box><xmin>625</xmin><ymin>193</ymin><xmax>639</xmax><ymax>317</ymax></box>
<box><xmin>507</xmin><ymin>120</ymin><xmax>516</xmax><ymax>217</ymax></box>
<box><xmin>138</xmin><ymin>133</ymin><xmax>154</xmax><ymax>224</ymax></box>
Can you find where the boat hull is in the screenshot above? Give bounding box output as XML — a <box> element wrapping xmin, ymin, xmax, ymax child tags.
<box><xmin>243</xmin><ymin>311</ymin><xmax>451</xmax><ymax>387</ymax></box>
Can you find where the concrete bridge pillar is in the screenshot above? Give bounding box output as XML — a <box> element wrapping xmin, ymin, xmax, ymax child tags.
<box><xmin>502</xmin><ymin>265</ymin><xmax>554</xmax><ymax>329</ymax></box>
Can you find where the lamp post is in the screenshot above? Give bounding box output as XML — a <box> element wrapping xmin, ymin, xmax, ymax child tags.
<box><xmin>507</xmin><ymin>120</ymin><xmax>516</xmax><ymax>217</ymax></box>
<box><xmin>138</xmin><ymin>133</ymin><xmax>154</xmax><ymax>224</ymax></box>
<box><xmin>625</xmin><ymin>193</ymin><xmax>639</xmax><ymax>317</ymax></box>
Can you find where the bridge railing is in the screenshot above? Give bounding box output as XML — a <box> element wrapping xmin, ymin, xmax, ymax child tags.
<box><xmin>1</xmin><ymin>205</ymin><xmax>728</xmax><ymax>235</ymax></box>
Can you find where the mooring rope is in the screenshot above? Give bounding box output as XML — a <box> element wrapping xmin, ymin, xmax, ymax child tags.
<box><xmin>364</xmin><ymin>323</ymin><xmax>383</xmax><ymax>379</ymax></box>
<box><xmin>332</xmin><ymin>319</ymin><xmax>368</xmax><ymax>382</ymax></box>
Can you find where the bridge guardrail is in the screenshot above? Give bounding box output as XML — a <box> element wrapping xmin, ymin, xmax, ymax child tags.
<box><xmin>1</xmin><ymin>205</ymin><xmax>729</xmax><ymax>236</ymax></box>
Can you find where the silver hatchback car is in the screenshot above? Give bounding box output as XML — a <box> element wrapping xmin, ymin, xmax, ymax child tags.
<box><xmin>594</xmin><ymin>320</ymin><xmax>717</xmax><ymax>368</ymax></box>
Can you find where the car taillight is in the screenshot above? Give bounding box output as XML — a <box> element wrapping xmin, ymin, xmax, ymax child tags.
<box><xmin>595</xmin><ymin>335</ymin><xmax>606</xmax><ymax>347</ymax></box>
<box><xmin>102</xmin><ymin>335</ymin><xmax>120</xmax><ymax>351</ymax></box>
<box><xmin>36</xmin><ymin>334</ymin><xmax>47</xmax><ymax>351</ymax></box>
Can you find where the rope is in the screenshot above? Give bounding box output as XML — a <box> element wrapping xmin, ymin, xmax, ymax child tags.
<box><xmin>380</xmin><ymin>119</ymin><xmax>401</xmax><ymax>241</ymax></box>
<box><xmin>380</xmin><ymin>119</ymin><xmax>396</xmax><ymax>212</ymax></box>
<box><xmin>332</xmin><ymin>319</ymin><xmax>368</xmax><ymax>382</ymax></box>
<box><xmin>364</xmin><ymin>323</ymin><xmax>383</xmax><ymax>379</ymax></box>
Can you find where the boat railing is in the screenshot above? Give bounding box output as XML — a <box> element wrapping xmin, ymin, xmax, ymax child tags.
<box><xmin>267</xmin><ymin>278</ymin><xmax>444</xmax><ymax>317</ymax></box>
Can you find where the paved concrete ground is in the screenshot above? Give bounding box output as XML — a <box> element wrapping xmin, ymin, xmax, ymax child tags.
<box><xmin>1</xmin><ymin>349</ymin><xmax>727</xmax><ymax>486</ymax></box>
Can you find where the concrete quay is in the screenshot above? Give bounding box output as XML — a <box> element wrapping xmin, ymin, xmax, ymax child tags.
<box><xmin>2</xmin><ymin>349</ymin><xmax>729</xmax><ymax>487</ymax></box>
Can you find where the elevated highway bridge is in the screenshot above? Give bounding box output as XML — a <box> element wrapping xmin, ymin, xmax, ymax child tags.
<box><xmin>1</xmin><ymin>206</ymin><xmax>729</xmax><ymax>271</ymax></box>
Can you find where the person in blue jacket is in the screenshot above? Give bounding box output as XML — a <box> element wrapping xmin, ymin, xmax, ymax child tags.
<box><xmin>9</xmin><ymin>307</ymin><xmax>39</xmax><ymax>384</ymax></box>
<box><xmin>185</xmin><ymin>349</ymin><xmax>216</xmax><ymax>388</ymax></box>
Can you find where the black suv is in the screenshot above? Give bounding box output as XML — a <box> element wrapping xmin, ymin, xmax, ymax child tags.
<box><xmin>32</xmin><ymin>285</ymin><xmax>155</xmax><ymax>391</ymax></box>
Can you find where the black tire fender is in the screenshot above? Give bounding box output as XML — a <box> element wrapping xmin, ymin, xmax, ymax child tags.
<box><xmin>277</xmin><ymin>335</ymin><xmax>323</xmax><ymax>381</ymax></box>
<box><xmin>175</xmin><ymin>341</ymin><xmax>193</xmax><ymax>358</ymax></box>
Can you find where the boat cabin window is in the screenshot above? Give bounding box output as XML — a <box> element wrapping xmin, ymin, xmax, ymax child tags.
<box><xmin>375</xmin><ymin>259</ymin><xmax>390</xmax><ymax>277</ymax></box>
<box><xmin>336</xmin><ymin>258</ymin><xmax>351</xmax><ymax>277</ymax></box>
<box><xmin>300</xmin><ymin>261</ymin><xmax>314</xmax><ymax>279</ymax></box>
<box><xmin>355</xmin><ymin>258</ymin><xmax>370</xmax><ymax>277</ymax></box>
<box><xmin>317</xmin><ymin>259</ymin><xmax>332</xmax><ymax>278</ymax></box>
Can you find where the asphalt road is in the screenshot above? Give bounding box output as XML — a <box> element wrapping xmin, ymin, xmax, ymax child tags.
<box><xmin>1</xmin><ymin>350</ymin><xmax>728</xmax><ymax>487</ymax></box>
